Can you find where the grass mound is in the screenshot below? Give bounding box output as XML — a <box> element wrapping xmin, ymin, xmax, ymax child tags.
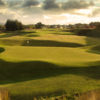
<box><xmin>0</xmin><ymin>59</ymin><xmax>100</xmax><ymax>100</ymax></box>
<box><xmin>0</xmin><ymin>29</ymin><xmax>100</xmax><ymax>100</ymax></box>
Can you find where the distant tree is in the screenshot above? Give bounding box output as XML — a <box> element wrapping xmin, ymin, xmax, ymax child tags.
<box><xmin>5</xmin><ymin>19</ymin><xmax>23</xmax><ymax>31</ymax></box>
<box><xmin>35</xmin><ymin>22</ymin><xmax>44</xmax><ymax>29</ymax></box>
<box><xmin>24</xmin><ymin>24</ymin><xmax>35</xmax><ymax>29</ymax></box>
<box><xmin>90</xmin><ymin>22</ymin><xmax>100</xmax><ymax>29</ymax></box>
<box><xmin>0</xmin><ymin>25</ymin><xmax>5</xmax><ymax>31</ymax></box>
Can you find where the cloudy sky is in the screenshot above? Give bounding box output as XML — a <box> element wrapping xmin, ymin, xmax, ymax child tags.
<box><xmin>0</xmin><ymin>0</ymin><xmax>100</xmax><ymax>25</ymax></box>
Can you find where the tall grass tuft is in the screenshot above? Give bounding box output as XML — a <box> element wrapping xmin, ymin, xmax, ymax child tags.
<box><xmin>0</xmin><ymin>88</ymin><xmax>10</xmax><ymax>100</ymax></box>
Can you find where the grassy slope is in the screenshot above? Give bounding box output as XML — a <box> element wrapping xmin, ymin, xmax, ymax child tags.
<box><xmin>0</xmin><ymin>29</ymin><xmax>100</xmax><ymax>100</ymax></box>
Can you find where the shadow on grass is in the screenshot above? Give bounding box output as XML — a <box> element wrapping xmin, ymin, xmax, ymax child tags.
<box><xmin>0</xmin><ymin>31</ymin><xmax>38</xmax><ymax>38</ymax></box>
<box><xmin>0</xmin><ymin>39</ymin><xmax>84</xmax><ymax>47</ymax></box>
<box><xmin>27</xmin><ymin>34</ymin><xmax>39</xmax><ymax>37</ymax></box>
<box><xmin>0</xmin><ymin>47</ymin><xmax>5</xmax><ymax>53</ymax></box>
<box><xmin>85</xmin><ymin>37</ymin><xmax>100</xmax><ymax>54</ymax></box>
<box><xmin>52</xmin><ymin>32</ymin><xmax>74</xmax><ymax>35</ymax></box>
<box><xmin>22</xmin><ymin>39</ymin><xmax>84</xmax><ymax>47</ymax></box>
<box><xmin>88</xmin><ymin>45</ymin><xmax>100</xmax><ymax>54</ymax></box>
<box><xmin>0</xmin><ymin>59</ymin><xmax>100</xmax><ymax>85</ymax></box>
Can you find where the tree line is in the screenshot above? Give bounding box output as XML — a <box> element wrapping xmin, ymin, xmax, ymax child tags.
<box><xmin>74</xmin><ymin>22</ymin><xmax>100</xmax><ymax>37</ymax></box>
<box><xmin>1</xmin><ymin>19</ymin><xmax>100</xmax><ymax>34</ymax></box>
<box><xmin>2</xmin><ymin>19</ymin><xmax>45</xmax><ymax>31</ymax></box>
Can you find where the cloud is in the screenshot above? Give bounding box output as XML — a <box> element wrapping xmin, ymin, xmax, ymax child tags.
<box><xmin>92</xmin><ymin>7</ymin><xmax>100</xmax><ymax>16</ymax></box>
<box><xmin>0</xmin><ymin>11</ymin><xmax>15</xmax><ymax>24</ymax></box>
<box><xmin>8</xmin><ymin>1</ymin><xmax>21</xmax><ymax>8</ymax></box>
<box><xmin>22</xmin><ymin>0</ymin><xmax>40</xmax><ymax>7</ymax></box>
<box><xmin>0</xmin><ymin>0</ymin><xmax>99</xmax><ymax>25</ymax></box>
<box><xmin>42</xmin><ymin>0</ymin><xmax>95</xmax><ymax>15</ymax></box>
<box><xmin>43</xmin><ymin>0</ymin><xmax>60</xmax><ymax>10</ymax></box>
<box><xmin>62</xmin><ymin>0</ymin><xmax>94</xmax><ymax>10</ymax></box>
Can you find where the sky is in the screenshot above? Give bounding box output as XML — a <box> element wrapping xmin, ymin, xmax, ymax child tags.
<box><xmin>0</xmin><ymin>0</ymin><xmax>100</xmax><ymax>25</ymax></box>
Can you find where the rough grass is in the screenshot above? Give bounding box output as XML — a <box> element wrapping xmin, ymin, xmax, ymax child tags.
<box><xmin>77</xmin><ymin>89</ymin><xmax>100</xmax><ymax>100</ymax></box>
<box><xmin>0</xmin><ymin>29</ymin><xmax>100</xmax><ymax>100</ymax></box>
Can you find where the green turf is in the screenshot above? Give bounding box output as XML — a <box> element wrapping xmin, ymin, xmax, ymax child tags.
<box><xmin>0</xmin><ymin>29</ymin><xmax>100</xmax><ymax>100</ymax></box>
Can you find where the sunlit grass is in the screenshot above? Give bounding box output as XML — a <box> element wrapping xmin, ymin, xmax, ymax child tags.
<box><xmin>0</xmin><ymin>29</ymin><xmax>100</xmax><ymax>100</ymax></box>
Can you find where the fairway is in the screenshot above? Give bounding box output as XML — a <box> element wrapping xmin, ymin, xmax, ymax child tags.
<box><xmin>0</xmin><ymin>29</ymin><xmax>100</xmax><ymax>100</ymax></box>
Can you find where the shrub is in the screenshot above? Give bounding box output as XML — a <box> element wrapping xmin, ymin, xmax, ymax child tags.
<box><xmin>0</xmin><ymin>25</ymin><xmax>5</xmax><ymax>31</ymax></box>
<box><xmin>75</xmin><ymin>28</ymin><xmax>100</xmax><ymax>37</ymax></box>
<box><xmin>75</xmin><ymin>29</ymin><xmax>92</xmax><ymax>36</ymax></box>
<box><xmin>35</xmin><ymin>22</ymin><xmax>44</xmax><ymax>29</ymax></box>
<box><xmin>5</xmin><ymin>19</ymin><xmax>23</xmax><ymax>31</ymax></box>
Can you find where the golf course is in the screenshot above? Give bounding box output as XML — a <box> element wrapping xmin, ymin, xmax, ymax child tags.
<box><xmin>0</xmin><ymin>29</ymin><xmax>100</xmax><ymax>100</ymax></box>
